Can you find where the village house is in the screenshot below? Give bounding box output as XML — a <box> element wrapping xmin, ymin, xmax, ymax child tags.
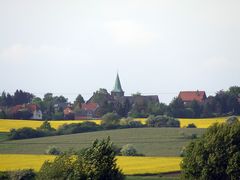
<box><xmin>178</xmin><ymin>91</ymin><xmax>207</xmax><ymax>104</ymax></box>
<box><xmin>11</xmin><ymin>104</ymin><xmax>42</xmax><ymax>120</ymax></box>
<box><xmin>74</xmin><ymin>103</ymin><xmax>99</xmax><ymax>120</ymax></box>
<box><xmin>63</xmin><ymin>107</ymin><xmax>74</xmax><ymax>120</ymax></box>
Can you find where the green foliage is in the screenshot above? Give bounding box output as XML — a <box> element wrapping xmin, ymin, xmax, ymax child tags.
<box><xmin>101</xmin><ymin>112</ymin><xmax>120</xmax><ymax>128</ymax></box>
<box><xmin>168</xmin><ymin>98</ymin><xmax>185</xmax><ymax>118</ymax></box>
<box><xmin>52</xmin><ymin>111</ymin><xmax>64</xmax><ymax>120</ymax></box>
<box><xmin>45</xmin><ymin>146</ymin><xmax>62</xmax><ymax>155</ymax></box>
<box><xmin>9</xmin><ymin>121</ymin><xmax>56</xmax><ymax>140</ymax></box>
<box><xmin>119</xmin><ymin>117</ymin><xmax>144</xmax><ymax>128</ymax></box>
<box><xmin>0</xmin><ymin>171</ymin><xmax>9</xmax><ymax>180</ymax></box>
<box><xmin>120</xmin><ymin>144</ymin><xmax>138</xmax><ymax>156</ymax></box>
<box><xmin>89</xmin><ymin>89</ymin><xmax>114</xmax><ymax>116</ymax></box>
<box><xmin>37</xmin><ymin>154</ymin><xmax>84</xmax><ymax>180</ymax></box>
<box><xmin>38</xmin><ymin>121</ymin><xmax>55</xmax><ymax>131</ymax></box>
<box><xmin>73</xmin><ymin>94</ymin><xmax>85</xmax><ymax>108</ymax></box>
<box><xmin>146</xmin><ymin>115</ymin><xmax>180</xmax><ymax>128</ymax></box>
<box><xmin>38</xmin><ymin>137</ymin><xmax>125</xmax><ymax>180</ymax></box>
<box><xmin>81</xmin><ymin>137</ymin><xmax>124</xmax><ymax>179</ymax></box>
<box><xmin>8</xmin><ymin>127</ymin><xmax>45</xmax><ymax>140</ymax></box>
<box><xmin>0</xmin><ymin>110</ymin><xmax>6</xmax><ymax>119</ymax></box>
<box><xmin>57</xmin><ymin>121</ymin><xmax>101</xmax><ymax>135</ymax></box>
<box><xmin>8</xmin><ymin>169</ymin><xmax>36</xmax><ymax>180</ymax></box>
<box><xmin>181</xmin><ymin>122</ymin><xmax>240</xmax><ymax>180</ymax></box>
<box><xmin>226</xmin><ymin>116</ymin><xmax>239</xmax><ymax>125</ymax></box>
<box><xmin>186</xmin><ymin>123</ymin><xmax>197</xmax><ymax>128</ymax></box>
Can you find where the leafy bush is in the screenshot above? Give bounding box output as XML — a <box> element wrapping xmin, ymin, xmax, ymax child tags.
<box><xmin>119</xmin><ymin>118</ymin><xmax>144</xmax><ymax>128</ymax></box>
<box><xmin>45</xmin><ymin>146</ymin><xmax>62</xmax><ymax>155</ymax></box>
<box><xmin>179</xmin><ymin>132</ymin><xmax>198</xmax><ymax>139</ymax></box>
<box><xmin>38</xmin><ymin>121</ymin><xmax>55</xmax><ymax>131</ymax></box>
<box><xmin>186</xmin><ymin>123</ymin><xmax>197</xmax><ymax>128</ymax></box>
<box><xmin>146</xmin><ymin>115</ymin><xmax>180</xmax><ymax>127</ymax></box>
<box><xmin>8</xmin><ymin>127</ymin><xmax>45</xmax><ymax>140</ymax></box>
<box><xmin>37</xmin><ymin>154</ymin><xmax>83</xmax><ymax>180</ymax></box>
<box><xmin>57</xmin><ymin>121</ymin><xmax>101</xmax><ymax>135</ymax></box>
<box><xmin>38</xmin><ymin>137</ymin><xmax>124</xmax><ymax>180</ymax></box>
<box><xmin>101</xmin><ymin>112</ymin><xmax>120</xmax><ymax>129</ymax></box>
<box><xmin>120</xmin><ymin>144</ymin><xmax>138</xmax><ymax>156</ymax></box>
<box><xmin>8</xmin><ymin>169</ymin><xmax>36</xmax><ymax>180</ymax></box>
<box><xmin>0</xmin><ymin>171</ymin><xmax>9</xmax><ymax>180</ymax></box>
<box><xmin>226</xmin><ymin>116</ymin><xmax>239</xmax><ymax>125</ymax></box>
<box><xmin>181</xmin><ymin>122</ymin><xmax>240</xmax><ymax>179</ymax></box>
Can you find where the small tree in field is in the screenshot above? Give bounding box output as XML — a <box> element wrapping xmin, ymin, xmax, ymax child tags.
<box><xmin>120</xmin><ymin>144</ymin><xmax>138</xmax><ymax>156</ymax></box>
<box><xmin>38</xmin><ymin>137</ymin><xmax>124</xmax><ymax>180</ymax></box>
<box><xmin>226</xmin><ymin>116</ymin><xmax>239</xmax><ymax>125</ymax></box>
<box><xmin>181</xmin><ymin>121</ymin><xmax>240</xmax><ymax>180</ymax></box>
<box><xmin>101</xmin><ymin>112</ymin><xmax>120</xmax><ymax>128</ymax></box>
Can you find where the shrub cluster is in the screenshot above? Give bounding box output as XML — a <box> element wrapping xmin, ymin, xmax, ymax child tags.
<box><xmin>38</xmin><ymin>137</ymin><xmax>124</xmax><ymax>180</ymax></box>
<box><xmin>57</xmin><ymin>121</ymin><xmax>101</xmax><ymax>135</ymax></box>
<box><xmin>8</xmin><ymin>121</ymin><xmax>56</xmax><ymax>140</ymax></box>
<box><xmin>0</xmin><ymin>169</ymin><xmax>36</xmax><ymax>180</ymax></box>
<box><xmin>45</xmin><ymin>146</ymin><xmax>62</xmax><ymax>155</ymax></box>
<box><xmin>120</xmin><ymin>144</ymin><xmax>138</xmax><ymax>156</ymax></box>
<box><xmin>181</xmin><ymin>121</ymin><xmax>240</xmax><ymax>179</ymax></box>
<box><xmin>146</xmin><ymin>115</ymin><xmax>180</xmax><ymax>127</ymax></box>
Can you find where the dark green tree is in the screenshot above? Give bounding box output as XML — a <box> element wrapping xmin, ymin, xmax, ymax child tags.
<box><xmin>146</xmin><ymin>115</ymin><xmax>180</xmax><ymax>127</ymax></box>
<box><xmin>181</xmin><ymin>121</ymin><xmax>240</xmax><ymax>180</ymax></box>
<box><xmin>38</xmin><ymin>137</ymin><xmax>124</xmax><ymax>180</ymax></box>
<box><xmin>13</xmin><ymin>90</ymin><xmax>34</xmax><ymax>105</ymax></box>
<box><xmin>168</xmin><ymin>97</ymin><xmax>185</xmax><ymax>117</ymax></box>
<box><xmin>89</xmin><ymin>89</ymin><xmax>114</xmax><ymax>116</ymax></box>
<box><xmin>73</xmin><ymin>94</ymin><xmax>85</xmax><ymax>108</ymax></box>
<box><xmin>189</xmin><ymin>100</ymin><xmax>202</xmax><ymax>118</ymax></box>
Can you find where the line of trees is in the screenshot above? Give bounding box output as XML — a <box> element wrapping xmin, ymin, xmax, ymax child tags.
<box><xmin>0</xmin><ymin>86</ymin><xmax>239</xmax><ymax>119</ymax></box>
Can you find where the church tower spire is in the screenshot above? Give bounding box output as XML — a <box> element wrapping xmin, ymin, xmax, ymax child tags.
<box><xmin>111</xmin><ymin>73</ymin><xmax>124</xmax><ymax>98</ymax></box>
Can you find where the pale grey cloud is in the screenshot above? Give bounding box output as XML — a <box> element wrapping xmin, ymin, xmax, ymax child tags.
<box><xmin>0</xmin><ymin>0</ymin><xmax>239</xmax><ymax>103</ymax></box>
<box><xmin>104</xmin><ymin>20</ymin><xmax>158</xmax><ymax>47</ymax></box>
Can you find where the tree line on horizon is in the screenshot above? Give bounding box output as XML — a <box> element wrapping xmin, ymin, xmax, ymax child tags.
<box><xmin>0</xmin><ymin>86</ymin><xmax>239</xmax><ymax>120</ymax></box>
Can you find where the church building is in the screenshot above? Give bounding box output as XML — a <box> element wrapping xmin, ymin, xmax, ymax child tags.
<box><xmin>111</xmin><ymin>73</ymin><xmax>159</xmax><ymax>105</ymax></box>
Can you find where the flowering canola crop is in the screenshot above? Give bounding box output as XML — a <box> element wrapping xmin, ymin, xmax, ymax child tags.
<box><xmin>0</xmin><ymin>154</ymin><xmax>181</xmax><ymax>175</ymax></box>
<box><xmin>135</xmin><ymin>117</ymin><xmax>238</xmax><ymax>128</ymax></box>
<box><xmin>0</xmin><ymin>119</ymin><xmax>101</xmax><ymax>132</ymax></box>
<box><xmin>0</xmin><ymin>116</ymin><xmax>238</xmax><ymax>132</ymax></box>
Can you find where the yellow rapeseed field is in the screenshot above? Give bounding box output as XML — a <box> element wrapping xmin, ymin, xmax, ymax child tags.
<box><xmin>135</xmin><ymin>116</ymin><xmax>240</xmax><ymax>128</ymax></box>
<box><xmin>0</xmin><ymin>119</ymin><xmax>101</xmax><ymax>132</ymax></box>
<box><xmin>179</xmin><ymin>117</ymin><xmax>227</xmax><ymax>128</ymax></box>
<box><xmin>0</xmin><ymin>116</ymin><xmax>239</xmax><ymax>132</ymax></box>
<box><xmin>0</xmin><ymin>154</ymin><xmax>181</xmax><ymax>175</ymax></box>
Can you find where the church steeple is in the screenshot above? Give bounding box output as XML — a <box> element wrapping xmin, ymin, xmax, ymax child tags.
<box><xmin>111</xmin><ymin>73</ymin><xmax>124</xmax><ymax>98</ymax></box>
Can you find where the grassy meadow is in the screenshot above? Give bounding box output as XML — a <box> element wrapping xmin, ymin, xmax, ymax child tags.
<box><xmin>0</xmin><ymin>128</ymin><xmax>205</xmax><ymax>156</ymax></box>
<box><xmin>0</xmin><ymin>154</ymin><xmax>181</xmax><ymax>175</ymax></box>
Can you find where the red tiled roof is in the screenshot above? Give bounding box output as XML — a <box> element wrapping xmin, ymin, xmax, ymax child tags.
<box><xmin>81</xmin><ymin>103</ymin><xmax>99</xmax><ymax>111</ymax></box>
<box><xmin>178</xmin><ymin>91</ymin><xmax>206</xmax><ymax>103</ymax></box>
<box><xmin>11</xmin><ymin>104</ymin><xmax>38</xmax><ymax>114</ymax></box>
<box><xmin>26</xmin><ymin>104</ymin><xmax>37</xmax><ymax>112</ymax></box>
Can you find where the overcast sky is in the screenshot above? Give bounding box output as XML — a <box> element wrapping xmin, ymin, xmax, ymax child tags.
<box><xmin>0</xmin><ymin>0</ymin><xmax>240</xmax><ymax>104</ymax></box>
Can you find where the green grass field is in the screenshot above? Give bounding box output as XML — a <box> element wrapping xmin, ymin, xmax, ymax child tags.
<box><xmin>0</xmin><ymin>128</ymin><xmax>205</xmax><ymax>156</ymax></box>
<box><xmin>0</xmin><ymin>133</ymin><xmax>8</xmax><ymax>142</ymax></box>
